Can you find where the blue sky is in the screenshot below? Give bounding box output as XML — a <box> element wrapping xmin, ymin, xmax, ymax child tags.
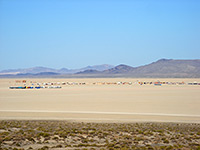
<box><xmin>0</xmin><ymin>0</ymin><xmax>199</xmax><ymax>70</ymax></box>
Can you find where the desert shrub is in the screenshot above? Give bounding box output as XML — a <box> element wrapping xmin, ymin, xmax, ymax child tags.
<box><xmin>120</xmin><ymin>147</ymin><xmax>130</xmax><ymax>150</ymax></box>
<box><xmin>38</xmin><ymin>132</ymin><xmax>49</xmax><ymax>137</ymax></box>
<box><xmin>113</xmin><ymin>144</ymin><xmax>121</xmax><ymax>148</ymax></box>
<box><xmin>38</xmin><ymin>146</ymin><xmax>49</xmax><ymax>150</ymax></box>
<box><xmin>166</xmin><ymin>145</ymin><xmax>174</xmax><ymax>150</ymax></box>
<box><xmin>65</xmin><ymin>144</ymin><xmax>72</xmax><ymax>147</ymax></box>
<box><xmin>0</xmin><ymin>131</ymin><xmax>9</xmax><ymax>136</ymax></box>
<box><xmin>78</xmin><ymin>143</ymin><xmax>85</xmax><ymax>147</ymax></box>
<box><xmin>55</xmin><ymin>144</ymin><xmax>62</xmax><ymax>148</ymax></box>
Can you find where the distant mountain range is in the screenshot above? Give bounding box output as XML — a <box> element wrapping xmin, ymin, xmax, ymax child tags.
<box><xmin>1</xmin><ymin>59</ymin><xmax>200</xmax><ymax>78</ymax></box>
<box><xmin>102</xmin><ymin>59</ymin><xmax>200</xmax><ymax>78</ymax></box>
<box><xmin>0</xmin><ymin>64</ymin><xmax>114</xmax><ymax>75</ymax></box>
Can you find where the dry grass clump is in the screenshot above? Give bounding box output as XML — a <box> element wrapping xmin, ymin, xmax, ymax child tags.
<box><xmin>0</xmin><ymin>121</ymin><xmax>200</xmax><ymax>149</ymax></box>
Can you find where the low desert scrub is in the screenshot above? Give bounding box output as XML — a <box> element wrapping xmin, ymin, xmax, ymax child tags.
<box><xmin>0</xmin><ymin>121</ymin><xmax>200</xmax><ymax>149</ymax></box>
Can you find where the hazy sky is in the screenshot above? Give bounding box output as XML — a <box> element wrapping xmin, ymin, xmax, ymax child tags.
<box><xmin>0</xmin><ymin>0</ymin><xmax>199</xmax><ymax>70</ymax></box>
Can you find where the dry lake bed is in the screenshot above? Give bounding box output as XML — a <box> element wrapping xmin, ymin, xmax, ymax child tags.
<box><xmin>0</xmin><ymin>78</ymin><xmax>200</xmax><ymax>123</ymax></box>
<box><xmin>0</xmin><ymin>78</ymin><xmax>200</xmax><ymax>149</ymax></box>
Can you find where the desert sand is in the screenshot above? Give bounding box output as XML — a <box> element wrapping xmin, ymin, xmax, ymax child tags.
<box><xmin>0</xmin><ymin>78</ymin><xmax>200</xmax><ymax>123</ymax></box>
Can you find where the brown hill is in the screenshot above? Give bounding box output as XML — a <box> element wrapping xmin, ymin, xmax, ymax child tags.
<box><xmin>77</xmin><ymin>59</ymin><xmax>200</xmax><ymax>78</ymax></box>
<box><xmin>130</xmin><ymin>59</ymin><xmax>200</xmax><ymax>77</ymax></box>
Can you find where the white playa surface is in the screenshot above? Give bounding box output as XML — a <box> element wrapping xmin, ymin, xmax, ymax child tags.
<box><xmin>0</xmin><ymin>78</ymin><xmax>200</xmax><ymax>123</ymax></box>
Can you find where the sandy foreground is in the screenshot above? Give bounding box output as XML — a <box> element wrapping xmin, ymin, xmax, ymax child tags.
<box><xmin>0</xmin><ymin>78</ymin><xmax>200</xmax><ymax>123</ymax></box>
